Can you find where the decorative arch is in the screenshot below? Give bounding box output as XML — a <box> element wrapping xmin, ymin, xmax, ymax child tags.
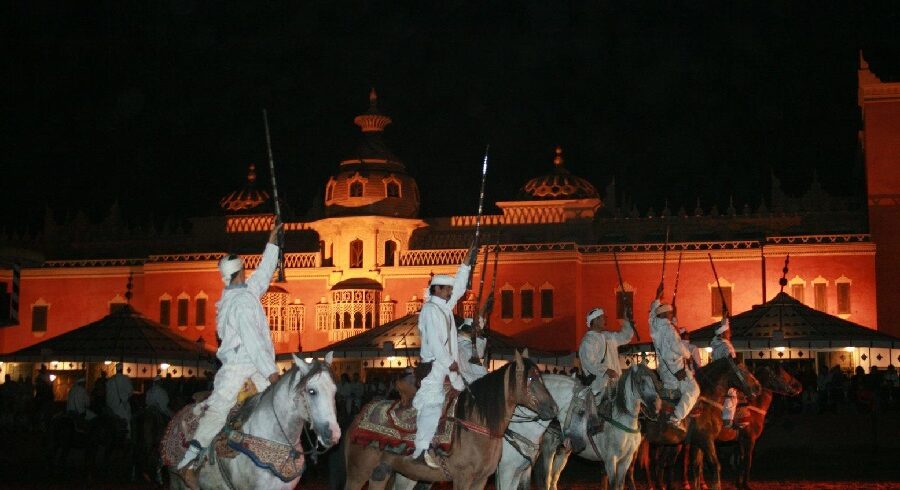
<box><xmin>347</xmin><ymin>173</ymin><xmax>368</xmax><ymax>198</ymax></box>
<box><xmin>539</xmin><ymin>282</ymin><xmax>554</xmax><ymax>320</ymax></box>
<box><xmin>614</xmin><ymin>281</ymin><xmax>635</xmax><ymax>320</ymax></box>
<box><xmin>812</xmin><ymin>276</ymin><xmax>829</xmax><ymax>312</ymax></box>
<box><xmin>707</xmin><ymin>278</ymin><xmax>734</xmax><ymax>319</ymax></box>
<box><xmin>383</xmin><ymin>176</ymin><xmax>402</xmax><ymax>198</ymax></box>
<box><xmin>349</xmin><ymin>239</ymin><xmax>364</xmax><ymax>268</ymax></box>
<box><xmin>788</xmin><ymin>275</ymin><xmax>806</xmax><ymax>304</ymax></box>
<box><xmin>500</xmin><ymin>283</ymin><xmax>515</xmax><ymax>321</ymax></box>
<box><xmin>835</xmin><ymin>275</ymin><xmax>852</xmax><ymax>318</ymax></box>
<box><xmin>194</xmin><ymin>291</ymin><xmax>208</xmax><ymax>328</ymax></box>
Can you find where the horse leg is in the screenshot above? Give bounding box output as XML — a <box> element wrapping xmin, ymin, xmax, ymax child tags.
<box><xmin>548</xmin><ymin>446</ymin><xmax>572</xmax><ymax>490</ymax></box>
<box><xmin>696</xmin><ymin>438</ymin><xmax>721</xmax><ymax>490</ymax></box>
<box><xmin>617</xmin><ymin>451</ymin><xmax>638</xmax><ymax>490</ymax></box>
<box><xmin>680</xmin><ymin>444</ymin><xmax>691</xmax><ymax>490</ymax></box>
<box><xmin>740</xmin><ymin>435</ymin><xmax>757</xmax><ymax>490</ymax></box>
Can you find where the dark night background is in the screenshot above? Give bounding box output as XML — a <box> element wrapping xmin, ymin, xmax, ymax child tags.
<box><xmin>3</xmin><ymin>1</ymin><xmax>899</xmax><ymax>235</ymax></box>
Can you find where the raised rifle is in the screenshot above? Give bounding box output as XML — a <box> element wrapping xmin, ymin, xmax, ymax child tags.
<box><xmin>262</xmin><ymin>109</ymin><xmax>286</xmax><ymax>283</ymax></box>
<box><xmin>660</xmin><ymin>225</ymin><xmax>670</xmax><ymax>287</ymax></box>
<box><xmin>482</xmin><ymin>231</ymin><xmax>502</xmax><ymax>365</ymax></box>
<box><xmin>707</xmin><ymin>253</ymin><xmax>729</xmax><ymax>318</ymax></box>
<box><xmin>467</xmin><ymin>145</ymin><xmax>490</xmax><ymax>290</ymax></box>
<box><xmin>671</xmin><ymin>249</ymin><xmax>684</xmax><ymax>313</ymax></box>
<box><xmin>469</xmin><ymin>231</ymin><xmax>491</xmax><ymax>365</ymax></box>
<box><xmin>613</xmin><ymin>248</ymin><xmax>640</xmax><ymax>341</ymax></box>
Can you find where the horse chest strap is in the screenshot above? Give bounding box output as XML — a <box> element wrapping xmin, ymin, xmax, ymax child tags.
<box><xmin>745</xmin><ymin>405</ymin><xmax>767</xmax><ymax>416</ymax></box>
<box><xmin>599</xmin><ymin>412</ymin><xmax>639</xmax><ymax>434</ymax></box>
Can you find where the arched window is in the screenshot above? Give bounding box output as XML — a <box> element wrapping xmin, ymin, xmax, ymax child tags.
<box><xmin>384</xmin><ymin>240</ymin><xmax>397</xmax><ymax>266</ymax></box>
<box><xmin>343</xmin><ymin>312</ymin><xmax>351</xmax><ymax>329</ymax></box>
<box><xmin>365</xmin><ymin>312</ymin><xmax>373</xmax><ymax>328</ymax></box>
<box><xmin>349</xmin><ymin>239</ymin><xmax>364</xmax><ymax>268</ymax></box>
<box><xmin>386</xmin><ymin>182</ymin><xmax>400</xmax><ymax>198</ymax></box>
<box><xmin>350</xmin><ymin>181</ymin><xmax>364</xmax><ymax>197</ymax></box>
<box><xmin>325</xmin><ymin>183</ymin><xmax>334</xmax><ymax>202</ymax></box>
<box><xmin>354</xmin><ymin>312</ymin><xmax>363</xmax><ymax>328</ymax></box>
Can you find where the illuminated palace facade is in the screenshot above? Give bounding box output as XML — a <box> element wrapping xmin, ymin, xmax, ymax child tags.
<box><xmin>2</xmin><ymin>59</ymin><xmax>899</xmax><ymax>377</ymax></box>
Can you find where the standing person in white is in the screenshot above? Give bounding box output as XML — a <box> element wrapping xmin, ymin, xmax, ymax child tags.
<box><xmin>578</xmin><ymin>307</ymin><xmax>634</xmax><ymax>413</ymax></box>
<box><xmin>679</xmin><ymin>326</ymin><xmax>703</xmax><ymax>374</ymax></box>
<box><xmin>106</xmin><ymin>363</ymin><xmax>133</xmax><ymax>437</ymax></box>
<box><xmin>710</xmin><ymin>318</ymin><xmax>739</xmax><ymax>427</ymax></box>
<box><xmin>67</xmin><ymin>377</ymin><xmax>96</xmax><ymax>420</ymax></box>
<box><xmin>649</xmin><ymin>284</ymin><xmax>698</xmax><ymax>435</ymax></box>
<box><xmin>177</xmin><ymin>224</ymin><xmax>283</xmax><ymax>488</ymax></box>
<box><xmin>456</xmin><ymin>316</ymin><xmax>488</xmax><ymax>384</ymax></box>
<box><xmin>411</xmin><ymin>244</ymin><xmax>476</xmax><ymax>468</ymax></box>
<box><xmin>145</xmin><ymin>376</ymin><xmax>172</xmax><ymax>417</ymax></box>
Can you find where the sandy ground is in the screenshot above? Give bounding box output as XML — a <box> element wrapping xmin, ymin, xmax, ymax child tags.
<box><xmin>1</xmin><ymin>410</ymin><xmax>897</xmax><ymax>489</ymax></box>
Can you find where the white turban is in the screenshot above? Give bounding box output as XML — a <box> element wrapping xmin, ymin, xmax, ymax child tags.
<box><xmin>655</xmin><ymin>303</ymin><xmax>673</xmax><ymax>316</ymax></box>
<box><xmin>586</xmin><ymin>308</ymin><xmax>604</xmax><ymax>327</ymax></box>
<box><xmin>678</xmin><ymin>326</ymin><xmax>687</xmax><ymax>335</ymax></box>
<box><xmin>219</xmin><ymin>255</ymin><xmax>243</xmax><ymax>285</ymax></box>
<box><xmin>458</xmin><ymin>317</ymin><xmax>474</xmax><ymax>329</ymax></box>
<box><xmin>430</xmin><ymin>274</ymin><xmax>454</xmax><ymax>287</ymax></box>
<box><xmin>715</xmin><ymin>318</ymin><xmax>730</xmax><ymax>335</ymax></box>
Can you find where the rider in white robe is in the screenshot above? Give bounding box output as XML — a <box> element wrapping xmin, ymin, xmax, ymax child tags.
<box><xmin>649</xmin><ymin>285</ymin><xmax>698</xmax><ymax>435</ymax></box>
<box><xmin>710</xmin><ymin>318</ymin><xmax>739</xmax><ymax>427</ymax></box>
<box><xmin>411</xmin><ymin>246</ymin><xmax>475</xmax><ymax>468</ymax></box>
<box><xmin>678</xmin><ymin>325</ymin><xmax>703</xmax><ymax>374</ymax></box>
<box><xmin>67</xmin><ymin>378</ymin><xmax>96</xmax><ymax>420</ymax></box>
<box><xmin>177</xmin><ymin>225</ymin><xmax>282</xmax><ymax>485</ymax></box>
<box><xmin>145</xmin><ymin>376</ymin><xmax>172</xmax><ymax>417</ymax></box>
<box><xmin>578</xmin><ymin>307</ymin><xmax>634</xmax><ymax>401</ymax></box>
<box><xmin>457</xmin><ymin>317</ymin><xmax>488</xmax><ymax>384</ymax></box>
<box><xmin>105</xmin><ymin>364</ymin><xmax>133</xmax><ymax>436</ymax></box>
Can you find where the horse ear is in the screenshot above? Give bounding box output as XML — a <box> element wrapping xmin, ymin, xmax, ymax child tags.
<box><xmin>325</xmin><ymin>351</ymin><xmax>334</xmax><ymax>366</ymax></box>
<box><xmin>292</xmin><ymin>353</ymin><xmax>312</xmax><ymax>375</ymax></box>
<box><xmin>514</xmin><ymin>349</ymin><xmax>523</xmax><ymax>365</ymax></box>
<box><xmin>522</xmin><ymin>348</ymin><xmax>530</xmax><ymax>359</ymax></box>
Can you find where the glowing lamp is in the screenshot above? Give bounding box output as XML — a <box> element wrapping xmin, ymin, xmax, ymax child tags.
<box><xmin>104</xmin><ymin>361</ymin><xmax>112</xmax><ymax>365</ymax></box>
<box><xmin>304</xmin><ymin>358</ymin><xmax>313</xmax><ymax>363</ymax></box>
<box><xmin>160</xmin><ymin>363</ymin><xmax>170</xmax><ymax>370</ymax></box>
<box><xmin>843</xmin><ymin>347</ymin><xmax>856</xmax><ymax>353</ymax></box>
<box><xmin>49</xmin><ymin>374</ymin><xmax>57</xmax><ymax>382</ymax></box>
<box><xmin>774</xmin><ymin>347</ymin><xmax>786</xmax><ymax>352</ymax></box>
<box><xmin>387</xmin><ymin>356</ymin><xmax>397</xmax><ymax>362</ymax></box>
<box><xmin>704</xmin><ymin>347</ymin><xmax>713</xmax><ymax>353</ymax></box>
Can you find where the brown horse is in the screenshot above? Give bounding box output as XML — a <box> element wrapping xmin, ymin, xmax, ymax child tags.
<box><xmin>712</xmin><ymin>364</ymin><xmax>802</xmax><ymax>490</ymax></box>
<box><xmin>643</xmin><ymin>357</ymin><xmax>762</xmax><ymax>490</ymax></box>
<box><xmin>343</xmin><ymin>351</ymin><xmax>557</xmax><ymax>490</ymax></box>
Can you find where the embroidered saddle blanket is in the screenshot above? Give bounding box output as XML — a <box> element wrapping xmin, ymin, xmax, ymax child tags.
<box><xmin>351</xmin><ymin>391</ymin><xmax>460</xmax><ymax>456</ymax></box>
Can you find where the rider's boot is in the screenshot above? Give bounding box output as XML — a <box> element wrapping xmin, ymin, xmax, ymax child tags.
<box><xmin>666</xmin><ymin>414</ymin><xmax>686</xmax><ymax>436</ymax></box>
<box><xmin>176</xmin><ymin>441</ymin><xmax>203</xmax><ymax>490</ymax></box>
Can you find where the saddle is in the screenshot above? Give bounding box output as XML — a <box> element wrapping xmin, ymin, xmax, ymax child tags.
<box><xmin>351</xmin><ymin>389</ymin><xmax>460</xmax><ymax>456</ymax></box>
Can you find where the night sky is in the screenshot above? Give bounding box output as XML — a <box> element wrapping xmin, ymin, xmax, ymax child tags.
<box><xmin>4</xmin><ymin>1</ymin><xmax>900</xmax><ymax>234</ymax></box>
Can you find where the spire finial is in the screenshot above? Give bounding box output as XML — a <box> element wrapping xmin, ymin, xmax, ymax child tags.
<box><xmin>355</xmin><ymin>88</ymin><xmax>392</xmax><ymax>132</ymax></box>
<box><xmin>553</xmin><ymin>146</ymin><xmax>564</xmax><ymax>167</ymax></box>
<box><xmin>247</xmin><ymin>163</ymin><xmax>257</xmax><ymax>184</ymax></box>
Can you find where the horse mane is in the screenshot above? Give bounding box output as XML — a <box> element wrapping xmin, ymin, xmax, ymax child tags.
<box><xmin>455</xmin><ymin>357</ymin><xmax>535</xmax><ymax>435</ymax></box>
<box><xmin>615</xmin><ymin>367</ymin><xmax>634</xmax><ymax>415</ymax></box>
<box><xmin>696</xmin><ymin>357</ymin><xmax>733</xmax><ymax>393</ymax></box>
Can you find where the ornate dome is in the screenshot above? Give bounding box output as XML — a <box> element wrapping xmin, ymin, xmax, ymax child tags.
<box><xmin>220</xmin><ymin>164</ymin><xmax>271</xmax><ymax>213</ymax></box>
<box><xmin>324</xmin><ymin>90</ymin><xmax>420</xmax><ymax>218</ymax></box>
<box><xmin>518</xmin><ymin>147</ymin><xmax>599</xmax><ymax>201</ymax></box>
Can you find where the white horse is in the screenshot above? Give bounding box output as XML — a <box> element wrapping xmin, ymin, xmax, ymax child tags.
<box><xmin>167</xmin><ymin>353</ymin><xmax>341</xmax><ymax>490</ymax></box>
<box><xmin>390</xmin><ymin>373</ymin><xmax>596</xmax><ymax>490</ymax></box>
<box><xmin>541</xmin><ymin>363</ymin><xmax>661</xmax><ymax>490</ymax></box>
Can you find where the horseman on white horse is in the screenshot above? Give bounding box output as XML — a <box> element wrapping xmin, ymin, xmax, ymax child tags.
<box><xmin>410</xmin><ymin>243</ymin><xmax>477</xmax><ymax>469</ymax></box>
<box><xmin>650</xmin><ymin>283</ymin><xmax>699</xmax><ymax>435</ymax></box>
<box><xmin>176</xmin><ymin>224</ymin><xmax>284</xmax><ymax>488</ymax></box>
<box><xmin>578</xmin><ymin>305</ymin><xmax>633</xmax><ymax>432</ymax></box>
<box><xmin>711</xmin><ymin>317</ymin><xmax>740</xmax><ymax>428</ymax></box>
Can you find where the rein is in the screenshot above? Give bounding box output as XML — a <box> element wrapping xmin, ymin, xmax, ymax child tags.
<box><xmin>455</xmin><ymin>418</ymin><xmax>503</xmax><ymax>439</ymax></box>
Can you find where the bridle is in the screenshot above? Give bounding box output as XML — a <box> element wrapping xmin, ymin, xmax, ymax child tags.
<box><xmin>270</xmin><ymin>364</ymin><xmax>334</xmax><ymax>462</ymax></box>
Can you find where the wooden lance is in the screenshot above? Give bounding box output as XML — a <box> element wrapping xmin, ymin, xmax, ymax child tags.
<box><xmin>263</xmin><ymin>109</ymin><xmax>286</xmax><ymax>282</ymax></box>
<box><xmin>671</xmin><ymin>249</ymin><xmax>684</xmax><ymax>313</ymax></box>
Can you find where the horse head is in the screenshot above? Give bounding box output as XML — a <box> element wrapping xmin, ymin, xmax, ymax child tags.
<box><xmin>726</xmin><ymin>356</ymin><xmax>762</xmax><ymax>398</ymax></box>
<box><xmin>756</xmin><ymin>364</ymin><xmax>803</xmax><ymax>397</ymax></box>
<box><xmin>289</xmin><ymin>351</ymin><xmax>341</xmax><ymax>448</ymax></box>
<box><xmin>513</xmin><ymin>349</ymin><xmax>558</xmax><ymax>420</ymax></box>
<box><xmin>629</xmin><ymin>363</ymin><xmax>662</xmax><ymax>418</ymax></box>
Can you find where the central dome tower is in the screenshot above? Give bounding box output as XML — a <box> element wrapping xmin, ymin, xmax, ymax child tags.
<box><xmin>323</xmin><ymin>90</ymin><xmax>420</xmax><ymax>218</ymax></box>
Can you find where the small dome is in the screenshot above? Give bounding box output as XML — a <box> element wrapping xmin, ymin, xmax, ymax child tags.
<box><xmin>324</xmin><ymin>90</ymin><xmax>420</xmax><ymax>218</ymax></box>
<box><xmin>221</xmin><ymin>164</ymin><xmax>271</xmax><ymax>213</ymax></box>
<box><xmin>331</xmin><ymin>278</ymin><xmax>383</xmax><ymax>290</ymax></box>
<box><xmin>518</xmin><ymin>147</ymin><xmax>599</xmax><ymax>200</ymax></box>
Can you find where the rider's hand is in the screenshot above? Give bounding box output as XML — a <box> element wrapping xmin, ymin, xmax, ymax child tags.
<box><xmin>268</xmin><ymin>372</ymin><xmax>281</xmax><ymax>384</ymax></box>
<box><xmin>268</xmin><ymin>223</ymin><xmax>284</xmax><ymax>245</ymax></box>
<box><xmin>675</xmin><ymin>369</ymin><xmax>687</xmax><ymax>381</ymax></box>
<box><xmin>449</xmin><ymin>361</ymin><xmax>459</xmax><ymax>372</ymax></box>
<box><xmin>606</xmin><ymin>369</ymin><xmax>619</xmax><ymax>379</ymax></box>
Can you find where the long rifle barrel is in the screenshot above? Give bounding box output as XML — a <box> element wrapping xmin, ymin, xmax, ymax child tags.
<box><xmin>671</xmin><ymin>250</ymin><xmax>684</xmax><ymax>310</ymax></box>
<box><xmin>468</xmin><ymin>146</ymin><xmax>490</xmax><ymax>290</ymax></box>
<box><xmin>613</xmin><ymin>249</ymin><xmax>640</xmax><ymax>342</ymax></box>
<box><xmin>707</xmin><ymin>253</ymin><xmax>728</xmax><ymax>318</ymax></box>
<box><xmin>263</xmin><ymin>109</ymin><xmax>286</xmax><ymax>283</ymax></box>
